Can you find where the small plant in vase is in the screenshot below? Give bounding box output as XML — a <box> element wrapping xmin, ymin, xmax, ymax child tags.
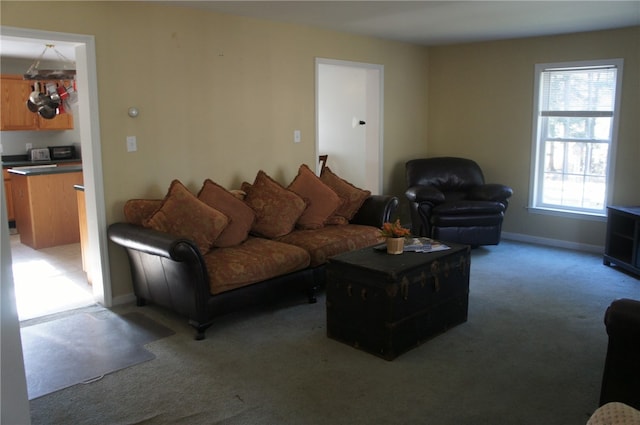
<box><xmin>380</xmin><ymin>219</ymin><xmax>410</xmax><ymax>254</ymax></box>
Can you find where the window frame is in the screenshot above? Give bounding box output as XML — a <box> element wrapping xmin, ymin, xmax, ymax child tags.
<box><xmin>529</xmin><ymin>58</ymin><xmax>624</xmax><ymax>220</ymax></box>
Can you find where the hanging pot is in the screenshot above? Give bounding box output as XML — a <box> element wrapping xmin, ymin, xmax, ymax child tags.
<box><xmin>28</xmin><ymin>91</ymin><xmax>44</xmax><ymax>105</ymax></box>
<box><xmin>28</xmin><ymin>82</ymin><xmax>42</xmax><ymax>104</ymax></box>
<box><xmin>63</xmin><ymin>83</ymin><xmax>78</xmax><ymax>104</ymax></box>
<box><xmin>26</xmin><ymin>98</ymin><xmax>39</xmax><ymax>112</ymax></box>
<box><xmin>45</xmin><ymin>83</ymin><xmax>60</xmax><ymax>106</ymax></box>
<box><xmin>27</xmin><ymin>82</ymin><xmax>45</xmax><ymax>112</ymax></box>
<box><xmin>49</xmin><ymin>91</ymin><xmax>61</xmax><ymax>107</ymax></box>
<box><xmin>38</xmin><ymin>103</ymin><xmax>57</xmax><ymax>119</ymax></box>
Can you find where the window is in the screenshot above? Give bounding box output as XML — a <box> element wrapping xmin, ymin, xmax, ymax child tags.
<box><xmin>530</xmin><ymin>59</ymin><xmax>623</xmax><ymax>217</ymax></box>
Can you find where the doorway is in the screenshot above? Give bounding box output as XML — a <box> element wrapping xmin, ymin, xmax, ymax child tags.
<box><xmin>316</xmin><ymin>58</ymin><xmax>384</xmax><ymax>194</ymax></box>
<box><xmin>1</xmin><ymin>26</ymin><xmax>111</xmax><ymax>317</ymax></box>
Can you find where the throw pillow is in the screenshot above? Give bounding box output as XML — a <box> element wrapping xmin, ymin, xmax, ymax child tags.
<box><xmin>244</xmin><ymin>170</ymin><xmax>306</xmax><ymax>239</ymax></box>
<box><xmin>123</xmin><ymin>199</ymin><xmax>162</xmax><ymax>225</ymax></box>
<box><xmin>144</xmin><ymin>180</ymin><xmax>229</xmax><ymax>254</ymax></box>
<box><xmin>197</xmin><ymin>179</ymin><xmax>256</xmax><ymax>247</ymax></box>
<box><xmin>320</xmin><ymin>167</ymin><xmax>371</xmax><ymax>221</ymax></box>
<box><xmin>288</xmin><ymin>164</ymin><xmax>342</xmax><ymax>230</ymax></box>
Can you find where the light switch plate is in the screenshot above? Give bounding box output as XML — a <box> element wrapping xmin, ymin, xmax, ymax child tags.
<box><xmin>126</xmin><ymin>136</ymin><xmax>137</xmax><ymax>152</ymax></box>
<box><xmin>294</xmin><ymin>130</ymin><xmax>301</xmax><ymax>143</ymax></box>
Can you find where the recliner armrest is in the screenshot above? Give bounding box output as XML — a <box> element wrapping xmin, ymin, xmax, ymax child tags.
<box><xmin>468</xmin><ymin>184</ymin><xmax>513</xmax><ymax>202</ymax></box>
<box><xmin>405</xmin><ymin>185</ymin><xmax>445</xmax><ymax>204</ymax></box>
<box><xmin>351</xmin><ymin>195</ymin><xmax>399</xmax><ymax>228</ymax></box>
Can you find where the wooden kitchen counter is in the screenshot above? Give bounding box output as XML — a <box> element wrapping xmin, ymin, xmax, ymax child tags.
<box><xmin>9</xmin><ymin>165</ymin><xmax>83</xmax><ymax>249</ymax></box>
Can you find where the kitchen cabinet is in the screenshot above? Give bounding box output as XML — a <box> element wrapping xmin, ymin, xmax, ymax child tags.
<box><xmin>603</xmin><ymin>206</ymin><xmax>640</xmax><ymax>277</ymax></box>
<box><xmin>4</xmin><ymin>161</ymin><xmax>81</xmax><ymax>228</ymax></box>
<box><xmin>3</xmin><ymin>168</ymin><xmax>15</xmax><ymax>221</ymax></box>
<box><xmin>75</xmin><ymin>185</ymin><xmax>92</xmax><ymax>284</ymax></box>
<box><xmin>9</xmin><ymin>165</ymin><xmax>83</xmax><ymax>249</ymax></box>
<box><xmin>1</xmin><ymin>74</ymin><xmax>74</xmax><ymax>131</ymax></box>
<box><xmin>0</xmin><ymin>75</ymin><xmax>37</xmax><ymax>130</ymax></box>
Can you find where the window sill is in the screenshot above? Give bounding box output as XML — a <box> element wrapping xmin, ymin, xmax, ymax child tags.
<box><xmin>527</xmin><ymin>206</ymin><xmax>607</xmax><ymax>222</ymax></box>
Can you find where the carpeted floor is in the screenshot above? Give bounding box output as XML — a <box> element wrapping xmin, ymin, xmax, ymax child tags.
<box><xmin>21</xmin><ymin>310</ymin><xmax>174</xmax><ymax>400</ymax></box>
<box><xmin>27</xmin><ymin>240</ymin><xmax>639</xmax><ymax>425</ymax></box>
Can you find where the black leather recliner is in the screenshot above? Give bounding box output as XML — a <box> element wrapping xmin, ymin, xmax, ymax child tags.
<box><xmin>405</xmin><ymin>157</ymin><xmax>513</xmax><ymax>246</ymax></box>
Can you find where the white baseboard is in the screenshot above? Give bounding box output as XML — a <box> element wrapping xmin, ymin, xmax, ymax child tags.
<box><xmin>501</xmin><ymin>231</ymin><xmax>604</xmax><ymax>254</ymax></box>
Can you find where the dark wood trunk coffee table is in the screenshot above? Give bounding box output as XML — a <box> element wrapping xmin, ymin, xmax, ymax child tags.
<box><xmin>326</xmin><ymin>241</ymin><xmax>471</xmax><ymax>360</ymax></box>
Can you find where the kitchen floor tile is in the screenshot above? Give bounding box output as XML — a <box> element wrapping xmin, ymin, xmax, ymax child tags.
<box><xmin>10</xmin><ymin>234</ymin><xmax>95</xmax><ymax>321</ymax></box>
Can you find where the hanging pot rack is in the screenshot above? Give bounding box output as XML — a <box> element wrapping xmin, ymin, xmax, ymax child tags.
<box><xmin>23</xmin><ymin>44</ymin><xmax>76</xmax><ymax>80</ymax></box>
<box><xmin>23</xmin><ymin>44</ymin><xmax>78</xmax><ymax>119</ymax></box>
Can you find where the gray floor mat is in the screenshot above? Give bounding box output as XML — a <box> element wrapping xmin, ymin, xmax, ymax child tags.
<box><xmin>21</xmin><ymin>311</ymin><xmax>174</xmax><ymax>399</ymax></box>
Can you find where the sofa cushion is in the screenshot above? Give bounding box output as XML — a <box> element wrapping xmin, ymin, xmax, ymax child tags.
<box><xmin>197</xmin><ymin>179</ymin><xmax>256</xmax><ymax>247</ymax></box>
<box><xmin>320</xmin><ymin>167</ymin><xmax>371</xmax><ymax>222</ymax></box>
<box><xmin>124</xmin><ymin>199</ymin><xmax>162</xmax><ymax>225</ymax></box>
<box><xmin>277</xmin><ymin>224</ymin><xmax>382</xmax><ymax>267</ymax></box>
<box><xmin>204</xmin><ymin>237</ymin><xmax>310</xmax><ymax>295</ymax></box>
<box><xmin>325</xmin><ymin>215</ymin><xmax>349</xmax><ymax>225</ymax></box>
<box><xmin>288</xmin><ymin>164</ymin><xmax>342</xmax><ymax>230</ymax></box>
<box><xmin>244</xmin><ymin>170</ymin><xmax>307</xmax><ymax>239</ymax></box>
<box><xmin>144</xmin><ymin>180</ymin><xmax>229</xmax><ymax>254</ymax></box>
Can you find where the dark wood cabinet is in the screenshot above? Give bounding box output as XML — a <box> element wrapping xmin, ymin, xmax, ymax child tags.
<box><xmin>603</xmin><ymin>206</ymin><xmax>640</xmax><ymax>277</ymax></box>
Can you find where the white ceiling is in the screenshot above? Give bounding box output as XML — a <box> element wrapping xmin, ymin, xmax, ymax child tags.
<box><xmin>0</xmin><ymin>36</ymin><xmax>78</xmax><ymax>61</ymax></box>
<box><xmin>1</xmin><ymin>1</ymin><xmax>638</xmax><ymax>60</ymax></box>
<box><xmin>157</xmin><ymin>1</ymin><xmax>640</xmax><ymax>45</ymax></box>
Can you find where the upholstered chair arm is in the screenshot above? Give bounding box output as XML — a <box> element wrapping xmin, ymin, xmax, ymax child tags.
<box><xmin>468</xmin><ymin>184</ymin><xmax>513</xmax><ymax>202</ymax></box>
<box><xmin>405</xmin><ymin>185</ymin><xmax>446</xmax><ymax>204</ymax></box>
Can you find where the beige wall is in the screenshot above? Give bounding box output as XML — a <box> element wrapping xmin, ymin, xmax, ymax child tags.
<box><xmin>2</xmin><ymin>2</ymin><xmax>638</xmax><ymax>298</ymax></box>
<box><xmin>427</xmin><ymin>26</ymin><xmax>640</xmax><ymax>248</ymax></box>
<box><xmin>1</xmin><ymin>1</ymin><xmax>429</xmax><ymax>298</ymax></box>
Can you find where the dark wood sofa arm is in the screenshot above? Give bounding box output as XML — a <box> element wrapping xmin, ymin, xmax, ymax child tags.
<box><xmin>108</xmin><ymin>222</ymin><xmax>202</xmax><ymax>261</ymax></box>
<box><xmin>108</xmin><ymin>222</ymin><xmax>213</xmax><ymax>338</ymax></box>
<box><xmin>351</xmin><ymin>195</ymin><xmax>399</xmax><ymax>228</ymax></box>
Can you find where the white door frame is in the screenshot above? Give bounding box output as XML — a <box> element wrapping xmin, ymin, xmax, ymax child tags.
<box><xmin>1</xmin><ymin>26</ymin><xmax>111</xmax><ymax>307</ymax></box>
<box><xmin>315</xmin><ymin>57</ymin><xmax>384</xmax><ymax>193</ymax></box>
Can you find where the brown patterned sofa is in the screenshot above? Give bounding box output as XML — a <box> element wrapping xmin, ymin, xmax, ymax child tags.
<box><xmin>108</xmin><ymin>165</ymin><xmax>398</xmax><ymax>339</ymax></box>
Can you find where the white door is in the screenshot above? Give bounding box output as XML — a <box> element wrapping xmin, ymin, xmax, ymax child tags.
<box><xmin>316</xmin><ymin>59</ymin><xmax>383</xmax><ymax>194</ymax></box>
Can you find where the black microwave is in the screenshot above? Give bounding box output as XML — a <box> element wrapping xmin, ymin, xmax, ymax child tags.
<box><xmin>48</xmin><ymin>145</ymin><xmax>75</xmax><ymax>160</ymax></box>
